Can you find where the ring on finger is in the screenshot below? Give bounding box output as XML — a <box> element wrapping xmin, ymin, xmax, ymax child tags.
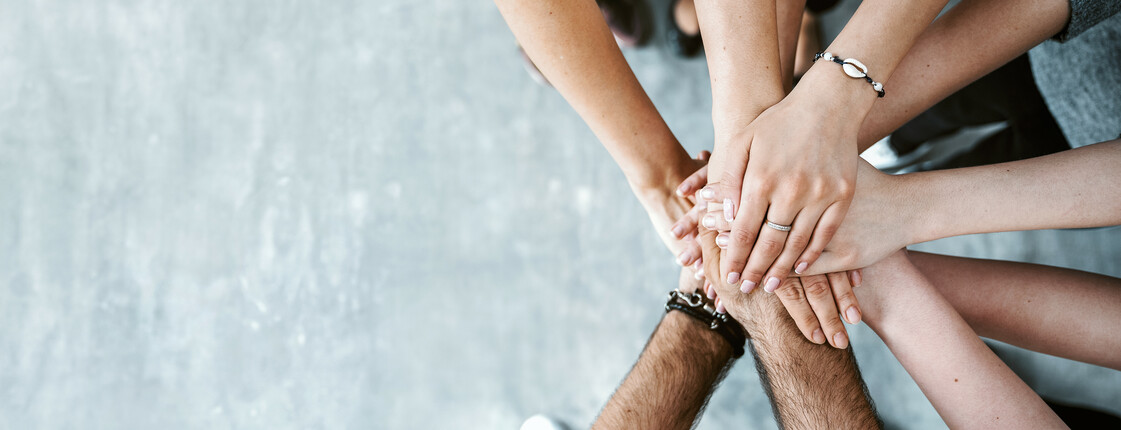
<box><xmin>765</xmin><ymin>219</ymin><xmax>792</xmax><ymax>232</ymax></box>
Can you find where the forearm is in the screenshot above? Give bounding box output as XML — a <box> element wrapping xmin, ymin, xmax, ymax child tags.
<box><xmin>909</xmin><ymin>251</ymin><xmax>1121</xmax><ymax>371</ymax></box>
<box><xmin>695</xmin><ymin>0</ymin><xmax>786</xmax><ymax>139</ymax></box>
<box><xmin>856</xmin><ymin>0</ymin><xmax>1069</xmax><ymax>149</ymax></box>
<box><xmin>494</xmin><ymin>0</ymin><xmax>693</xmax><ymax>190</ymax></box>
<box><xmin>725</xmin><ymin>295</ymin><xmax>880</xmax><ymax>429</ymax></box>
<box><xmin>904</xmin><ymin>140</ymin><xmax>1121</xmax><ymax>242</ymax></box>
<box><xmin>858</xmin><ymin>252</ymin><xmax>1065</xmax><ymax>429</ymax></box>
<box><xmin>595</xmin><ymin>312</ymin><xmax>734</xmax><ymax>429</ymax></box>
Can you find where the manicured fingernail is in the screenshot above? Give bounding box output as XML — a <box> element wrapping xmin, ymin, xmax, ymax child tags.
<box><xmin>764</xmin><ymin>277</ymin><xmax>780</xmax><ymax>293</ymax></box>
<box><xmin>834</xmin><ymin>332</ymin><xmax>849</xmax><ymax>349</ymax></box>
<box><xmin>677</xmin><ymin>250</ymin><xmax>693</xmax><ymax>265</ymax></box>
<box><xmin>715</xmin><ymin>233</ymin><xmax>729</xmax><ymax>247</ymax></box>
<box><xmin>671</xmin><ymin>224</ymin><xmax>686</xmax><ymax>238</ymax></box>
<box><xmin>727</xmin><ymin>272</ymin><xmax>740</xmax><ymax>284</ymax></box>
<box><xmin>715</xmin><ymin>299</ymin><xmax>726</xmax><ymax>314</ymax></box>
<box><xmin>723</xmin><ymin>198</ymin><xmax>734</xmax><ymax>222</ymax></box>
<box><xmin>676</xmin><ymin>184</ymin><xmax>688</xmax><ymax>197</ymax></box>
<box><xmin>740</xmin><ymin>280</ymin><xmax>756</xmax><ymax>294</ymax></box>
<box><xmin>700</xmin><ymin>186</ymin><xmax>715</xmax><ymax>200</ymax></box>
<box><xmin>812</xmin><ymin>329</ymin><xmax>825</xmax><ymax>344</ymax></box>
<box><xmin>702</xmin><ymin>214</ymin><xmax>717</xmax><ymax>229</ymax></box>
<box><xmin>795</xmin><ymin>261</ymin><xmax>808</xmax><ymax>274</ymax></box>
<box><xmin>705</xmin><ymin>282</ymin><xmax>716</xmax><ymax>299</ymax></box>
<box><xmin>694</xmin><ymin>265</ymin><xmax>705</xmax><ymax>280</ymax></box>
<box><xmin>693</xmin><ymin>260</ymin><xmax>703</xmax><ymax>271</ymax></box>
<box><xmin>846</xmin><ymin>306</ymin><xmax>861</xmax><ymax>324</ymax></box>
<box><xmin>852</xmin><ymin>270</ymin><xmax>863</xmax><ymax>287</ymax></box>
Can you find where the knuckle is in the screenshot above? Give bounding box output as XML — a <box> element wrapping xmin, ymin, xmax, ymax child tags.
<box><xmin>787</xmin><ymin>232</ymin><xmax>811</xmax><ymax>251</ymax></box>
<box><xmin>732</xmin><ymin>228</ymin><xmax>757</xmax><ymax>246</ymax></box>
<box><xmin>837</xmin><ymin>180</ymin><xmax>856</xmax><ymax>200</ymax></box>
<box><xmin>776</xmin><ymin>284</ymin><xmax>806</xmax><ymax>302</ymax></box>
<box><xmin>834</xmin><ymin>289</ymin><xmax>857</xmax><ymax>306</ymax></box>
<box><xmin>803</xmin><ymin>279</ymin><xmax>832</xmax><ymax>299</ymax></box>
<box><xmin>758</xmin><ymin>238</ymin><xmax>784</xmax><ymax>255</ymax></box>
<box><xmin>815</xmin><ymin>223</ymin><xmax>839</xmax><ymax>241</ymax></box>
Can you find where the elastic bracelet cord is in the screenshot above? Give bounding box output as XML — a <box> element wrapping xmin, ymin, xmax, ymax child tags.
<box><xmin>813</xmin><ymin>51</ymin><xmax>885</xmax><ymax>98</ymax></box>
<box><xmin>665</xmin><ymin>290</ymin><xmax>747</xmax><ymax>358</ymax></box>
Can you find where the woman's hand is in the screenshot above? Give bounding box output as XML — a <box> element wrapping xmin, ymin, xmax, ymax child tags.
<box><xmin>639</xmin><ymin>151</ymin><xmax>712</xmax><ymax>277</ymax></box>
<box><xmin>801</xmin><ymin>159</ymin><xmax>918</xmax><ymax>275</ymax></box>
<box><xmin>695</xmin><ymin>158</ymin><xmax>915</xmax><ymax>276</ymax></box>
<box><xmin>708</xmin><ymin>86</ymin><xmax>860</xmax><ymax>294</ymax></box>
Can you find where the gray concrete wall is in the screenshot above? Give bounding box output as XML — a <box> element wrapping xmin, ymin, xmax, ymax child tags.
<box><xmin>1</xmin><ymin>0</ymin><xmax>1118</xmax><ymax>429</ymax></box>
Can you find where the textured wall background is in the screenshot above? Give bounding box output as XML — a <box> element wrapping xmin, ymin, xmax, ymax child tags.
<box><xmin>1</xmin><ymin>1</ymin><xmax>1118</xmax><ymax>429</ymax></box>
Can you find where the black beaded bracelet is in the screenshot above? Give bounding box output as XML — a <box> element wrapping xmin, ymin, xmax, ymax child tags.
<box><xmin>813</xmin><ymin>51</ymin><xmax>885</xmax><ymax>98</ymax></box>
<box><xmin>665</xmin><ymin>290</ymin><xmax>747</xmax><ymax>358</ymax></box>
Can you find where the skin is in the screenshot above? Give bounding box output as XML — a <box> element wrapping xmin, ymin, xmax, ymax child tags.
<box><xmin>593</xmin><ymin>270</ymin><xmax>734</xmax><ymax>429</ymax></box>
<box><xmin>680</xmin><ymin>0</ymin><xmax>1070</xmax><ymax>342</ymax></box>
<box><xmin>493</xmin><ymin>0</ymin><xmax>704</xmax><ymax>265</ymax></box>
<box><xmin>806</xmin><ymin>139</ymin><xmax>1121</xmax><ymax>275</ymax></box>
<box><xmin>857</xmin><ymin>251</ymin><xmax>1067</xmax><ymax>428</ymax></box>
<box><xmin>706</xmin><ymin>0</ymin><xmax>953</xmax><ymax>298</ymax></box>
<box><xmin>596</xmin><ymin>267</ymin><xmax>880</xmax><ymax>429</ymax></box>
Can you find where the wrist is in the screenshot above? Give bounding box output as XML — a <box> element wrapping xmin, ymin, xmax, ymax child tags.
<box><xmin>629</xmin><ymin>154</ymin><xmax>698</xmax><ymax>201</ymax></box>
<box><xmin>791</xmin><ymin>61</ymin><xmax>877</xmax><ymax>123</ymax></box>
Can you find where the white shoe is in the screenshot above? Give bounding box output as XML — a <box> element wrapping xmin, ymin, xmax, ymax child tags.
<box><xmin>520</xmin><ymin>414</ymin><xmax>569</xmax><ymax>430</ymax></box>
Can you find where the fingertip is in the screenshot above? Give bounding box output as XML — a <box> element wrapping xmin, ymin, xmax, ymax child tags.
<box><xmin>846</xmin><ymin>306</ymin><xmax>861</xmax><ymax>324</ymax></box>
<box><xmin>850</xmin><ymin>269</ymin><xmax>863</xmax><ymax>287</ymax></box>
<box><xmin>811</xmin><ymin>329</ymin><xmax>825</xmax><ymax>344</ymax></box>
<box><xmin>833</xmin><ymin>331</ymin><xmax>849</xmax><ymax>349</ymax></box>
<box><xmin>794</xmin><ymin>261</ymin><xmax>808</xmax><ymax>275</ymax></box>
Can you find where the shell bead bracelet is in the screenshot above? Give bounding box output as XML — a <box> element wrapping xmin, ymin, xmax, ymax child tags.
<box><xmin>813</xmin><ymin>51</ymin><xmax>885</xmax><ymax>98</ymax></box>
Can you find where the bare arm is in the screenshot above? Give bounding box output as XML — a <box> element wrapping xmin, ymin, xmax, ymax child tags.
<box><xmin>594</xmin><ymin>271</ymin><xmax>735</xmax><ymax>429</ymax></box>
<box><xmin>493</xmin><ymin>0</ymin><xmax>704</xmax><ymax>261</ymax></box>
<box><xmin>806</xmin><ymin>140</ymin><xmax>1121</xmax><ymax>275</ymax></box>
<box><xmin>910</xmin><ymin>251</ymin><xmax>1121</xmax><ymax>371</ymax></box>
<box><xmin>908</xmin><ymin>139</ymin><xmax>1121</xmax><ymax>242</ymax></box>
<box><xmin>858</xmin><ymin>251</ymin><xmax>1066</xmax><ymax>428</ymax></box>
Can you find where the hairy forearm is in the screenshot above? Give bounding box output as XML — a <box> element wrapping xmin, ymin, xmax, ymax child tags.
<box><xmin>856</xmin><ymin>0</ymin><xmax>1069</xmax><ymax>149</ymax></box>
<box><xmin>858</xmin><ymin>252</ymin><xmax>1065</xmax><ymax>429</ymax></box>
<box><xmin>909</xmin><ymin>251</ymin><xmax>1121</xmax><ymax>371</ymax></box>
<box><xmin>595</xmin><ymin>311</ymin><xmax>734</xmax><ymax>429</ymax></box>
<box><xmin>726</xmin><ymin>295</ymin><xmax>881</xmax><ymax>429</ymax></box>
<box><xmin>903</xmin><ymin>140</ymin><xmax>1121</xmax><ymax>242</ymax></box>
<box><xmin>493</xmin><ymin>0</ymin><xmax>693</xmax><ymax>190</ymax></box>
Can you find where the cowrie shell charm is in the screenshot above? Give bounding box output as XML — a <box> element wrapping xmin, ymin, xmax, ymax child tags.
<box><xmin>841</xmin><ymin>58</ymin><xmax>868</xmax><ymax>78</ymax></box>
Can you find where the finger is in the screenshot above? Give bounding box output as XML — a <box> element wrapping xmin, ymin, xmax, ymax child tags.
<box><xmin>849</xmin><ymin>269</ymin><xmax>863</xmax><ymax>287</ymax></box>
<box><xmin>763</xmin><ymin>206</ymin><xmax>825</xmax><ymax>285</ymax></box>
<box><xmin>740</xmin><ymin>205</ymin><xmax>796</xmax><ymax>293</ymax></box>
<box><xmin>677</xmin><ymin>164</ymin><xmax>710</xmax><ymax>198</ymax></box>
<box><xmin>675</xmin><ymin>232</ymin><xmax>700</xmax><ymax>267</ymax></box>
<box><xmin>696</xmin><ymin>150</ymin><xmax>711</xmax><ymax>161</ymax></box>
<box><xmin>670</xmin><ymin>201</ymin><xmax>705</xmax><ymax>239</ymax></box>
<box><xmin>830</xmin><ymin>271</ymin><xmax>862</xmax><ymax>325</ymax></box>
<box><xmin>692</xmin><ymin>258</ymin><xmax>706</xmax><ymax>280</ymax></box>
<box><xmin>773</xmin><ymin>276</ymin><xmax>826</xmax><ymax>344</ymax></box>
<box><xmin>716</xmin><ymin>232</ymin><xmax>730</xmax><ymax>249</ymax></box>
<box><xmin>803</xmin><ymin>273</ymin><xmax>849</xmax><ymax>349</ymax></box>
<box><xmin>700</xmin><ymin>210</ymin><xmax>733</xmax><ymax>232</ymax></box>
<box><xmin>721</xmin><ymin>190</ymin><xmax>770</xmax><ymax>290</ymax></box>
<box><xmin>794</xmin><ymin>201</ymin><xmax>850</xmax><ymax>276</ymax></box>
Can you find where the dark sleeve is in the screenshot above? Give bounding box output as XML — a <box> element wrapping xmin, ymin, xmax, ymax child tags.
<box><xmin>1054</xmin><ymin>0</ymin><xmax>1121</xmax><ymax>42</ymax></box>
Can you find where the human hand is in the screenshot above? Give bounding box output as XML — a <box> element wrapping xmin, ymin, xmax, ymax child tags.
<box><xmin>705</xmin><ymin>89</ymin><xmax>859</xmax><ymax>294</ymax></box>
<box><xmin>799</xmin><ymin>159</ymin><xmax>917</xmax><ymax>275</ymax></box>
<box><xmin>697</xmin><ymin>213</ymin><xmax>862</xmax><ymax>348</ymax></box>
<box><xmin>638</xmin><ymin>151</ymin><xmax>711</xmax><ymax>276</ymax></box>
<box><xmin>698</xmin><ymin>159</ymin><xmax>912</xmax><ymax>276</ymax></box>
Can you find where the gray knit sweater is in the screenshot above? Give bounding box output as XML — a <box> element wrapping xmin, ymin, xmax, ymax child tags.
<box><xmin>1028</xmin><ymin>0</ymin><xmax>1121</xmax><ymax>147</ymax></box>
